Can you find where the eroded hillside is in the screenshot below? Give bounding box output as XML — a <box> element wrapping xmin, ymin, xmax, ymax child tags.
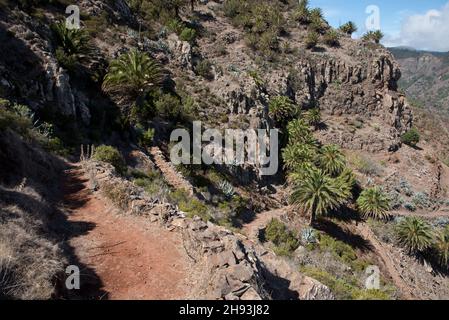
<box><xmin>1</xmin><ymin>0</ymin><xmax>449</xmax><ymax>300</ymax></box>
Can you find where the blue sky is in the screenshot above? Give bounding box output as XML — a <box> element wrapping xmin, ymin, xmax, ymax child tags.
<box><xmin>309</xmin><ymin>0</ymin><xmax>449</xmax><ymax>51</ymax></box>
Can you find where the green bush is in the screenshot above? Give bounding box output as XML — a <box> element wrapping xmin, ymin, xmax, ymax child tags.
<box><xmin>319</xmin><ymin>234</ymin><xmax>358</xmax><ymax>267</ymax></box>
<box><xmin>401</xmin><ymin>127</ymin><xmax>420</xmax><ymax>147</ymax></box>
<box><xmin>179</xmin><ymin>27</ymin><xmax>196</xmax><ymax>43</ymax></box>
<box><xmin>93</xmin><ymin>145</ymin><xmax>127</xmax><ymax>174</ymax></box>
<box><xmin>265</xmin><ymin>218</ymin><xmax>299</xmax><ymax>255</ymax></box>
<box><xmin>140</xmin><ymin>128</ymin><xmax>155</xmax><ymax>146</ymax></box>
<box><xmin>323</xmin><ymin>29</ymin><xmax>340</xmax><ymax>47</ymax></box>
<box><xmin>305</xmin><ymin>31</ymin><xmax>319</xmax><ymax>49</ymax></box>
<box><xmin>195</xmin><ymin>60</ymin><xmax>213</xmax><ymax>80</ymax></box>
<box><xmin>169</xmin><ymin>189</ymin><xmax>211</xmax><ymax>221</ymax></box>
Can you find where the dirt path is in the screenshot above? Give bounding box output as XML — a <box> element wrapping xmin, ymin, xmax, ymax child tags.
<box><xmin>63</xmin><ymin>164</ymin><xmax>191</xmax><ymax>300</ymax></box>
<box><xmin>354</xmin><ymin>223</ymin><xmax>415</xmax><ymax>300</ymax></box>
<box><xmin>149</xmin><ymin>147</ymin><xmax>194</xmax><ymax>196</ymax></box>
<box><xmin>242</xmin><ymin>206</ymin><xmax>292</xmax><ymax>240</ymax></box>
<box><xmin>393</xmin><ymin>210</ymin><xmax>449</xmax><ymax>219</ymax></box>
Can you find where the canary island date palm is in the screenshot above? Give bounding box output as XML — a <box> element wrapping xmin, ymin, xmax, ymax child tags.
<box><xmin>290</xmin><ymin>168</ymin><xmax>349</xmax><ymax>225</ymax></box>
<box><xmin>318</xmin><ymin>144</ymin><xmax>346</xmax><ymax>177</ymax></box>
<box><xmin>269</xmin><ymin>96</ymin><xmax>297</xmax><ymax>123</ymax></box>
<box><xmin>357</xmin><ymin>187</ymin><xmax>390</xmax><ymax>220</ymax></box>
<box><xmin>286</xmin><ymin>119</ymin><xmax>318</xmax><ymax>147</ymax></box>
<box><xmin>102</xmin><ymin>50</ymin><xmax>164</xmax><ymax>107</ymax></box>
<box><xmin>52</xmin><ymin>22</ymin><xmax>91</xmax><ymax>57</ymax></box>
<box><xmin>396</xmin><ymin>217</ymin><xmax>434</xmax><ymax>254</ymax></box>
<box><xmin>339</xmin><ymin>21</ymin><xmax>357</xmax><ymax>35</ymax></box>
<box><xmin>434</xmin><ymin>227</ymin><xmax>449</xmax><ymax>268</ymax></box>
<box><xmin>306</xmin><ymin>108</ymin><xmax>321</xmax><ymax>128</ymax></box>
<box><xmin>282</xmin><ymin>143</ymin><xmax>317</xmax><ymax>170</ymax></box>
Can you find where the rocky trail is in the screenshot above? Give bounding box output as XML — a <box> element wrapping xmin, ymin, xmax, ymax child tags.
<box><xmin>62</xmin><ymin>164</ymin><xmax>192</xmax><ymax>300</ymax></box>
<box><xmin>149</xmin><ymin>147</ymin><xmax>195</xmax><ymax>196</ymax></box>
<box><xmin>354</xmin><ymin>223</ymin><xmax>415</xmax><ymax>300</ymax></box>
<box><xmin>242</xmin><ymin>207</ymin><xmax>292</xmax><ymax>241</ymax></box>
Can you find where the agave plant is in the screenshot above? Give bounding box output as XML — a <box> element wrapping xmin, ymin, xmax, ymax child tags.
<box><xmin>396</xmin><ymin>217</ymin><xmax>434</xmax><ymax>254</ymax></box>
<box><xmin>357</xmin><ymin>187</ymin><xmax>390</xmax><ymax>220</ymax></box>
<box><xmin>301</xmin><ymin>227</ymin><xmax>317</xmax><ymax>244</ymax></box>
<box><xmin>218</xmin><ymin>180</ymin><xmax>235</xmax><ymax>199</ymax></box>
<box><xmin>102</xmin><ymin>49</ymin><xmax>164</xmax><ymax>105</ymax></box>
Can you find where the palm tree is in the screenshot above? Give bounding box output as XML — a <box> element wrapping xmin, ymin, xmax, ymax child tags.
<box><xmin>363</xmin><ymin>30</ymin><xmax>384</xmax><ymax>44</ymax></box>
<box><xmin>318</xmin><ymin>144</ymin><xmax>346</xmax><ymax>176</ymax></box>
<box><xmin>102</xmin><ymin>50</ymin><xmax>164</xmax><ymax>106</ymax></box>
<box><xmin>334</xmin><ymin>167</ymin><xmax>356</xmax><ymax>200</ymax></box>
<box><xmin>294</xmin><ymin>0</ymin><xmax>310</xmax><ymax>24</ymax></box>
<box><xmin>357</xmin><ymin>187</ymin><xmax>390</xmax><ymax>220</ymax></box>
<box><xmin>269</xmin><ymin>96</ymin><xmax>297</xmax><ymax>123</ymax></box>
<box><xmin>52</xmin><ymin>22</ymin><xmax>91</xmax><ymax>57</ymax></box>
<box><xmin>434</xmin><ymin>227</ymin><xmax>449</xmax><ymax>268</ymax></box>
<box><xmin>286</xmin><ymin>119</ymin><xmax>317</xmax><ymax>146</ymax></box>
<box><xmin>339</xmin><ymin>21</ymin><xmax>357</xmax><ymax>35</ymax></box>
<box><xmin>290</xmin><ymin>168</ymin><xmax>348</xmax><ymax>225</ymax></box>
<box><xmin>282</xmin><ymin>143</ymin><xmax>316</xmax><ymax>170</ymax></box>
<box><xmin>396</xmin><ymin>217</ymin><xmax>434</xmax><ymax>254</ymax></box>
<box><xmin>306</xmin><ymin>108</ymin><xmax>321</xmax><ymax>128</ymax></box>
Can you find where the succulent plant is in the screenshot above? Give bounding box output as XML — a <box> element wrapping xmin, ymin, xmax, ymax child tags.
<box><xmin>218</xmin><ymin>180</ymin><xmax>235</xmax><ymax>198</ymax></box>
<box><xmin>301</xmin><ymin>227</ymin><xmax>317</xmax><ymax>244</ymax></box>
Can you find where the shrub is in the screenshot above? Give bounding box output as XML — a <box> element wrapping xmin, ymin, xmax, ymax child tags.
<box><xmin>101</xmin><ymin>181</ymin><xmax>131</xmax><ymax>211</ymax></box>
<box><xmin>349</xmin><ymin>153</ymin><xmax>383</xmax><ymax>176</ymax></box>
<box><xmin>319</xmin><ymin>234</ymin><xmax>357</xmax><ymax>266</ymax></box>
<box><xmin>265</xmin><ymin>218</ymin><xmax>299</xmax><ymax>255</ymax></box>
<box><xmin>305</xmin><ymin>31</ymin><xmax>319</xmax><ymax>49</ymax></box>
<box><xmin>169</xmin><ymin>189</ymin><xmax>211</xmax><ymax>221</ymax></box>
<box><xmin>195</xmin><ymin>59</ymin><xmax>213</xmax><ymax>80</ymax></box>
<box><xmin>412</xmin><ymin>192</ymin><xmax>432</xmax><ymax>209</ymax></box>
<box><xmin>323</xmin><ymin>29</ymin><xmax>340</xmax><ymax>47</ymax></box>
<box><xmin>401</xmin><ymin>127</ymin><xmax>420</xmax><ymax>147</ymax></box>
<box><xmin>179</xmin><ymin>27</ymin><xmax>196</xmax><ymax>43</ymax></box>
<box><xmin>140</xmin><ymin>128</ymin><xmax>155</xmax><ymax>146</ymax></box>
<box><xmin>93</xmin><ymin>145</ymin><xmax>127</xmax><ymax>174</ymax></box>
<box><xmin>154</xmin><ymin>93</ymin><xmax>186</xmax><ymax>120</ymax></box>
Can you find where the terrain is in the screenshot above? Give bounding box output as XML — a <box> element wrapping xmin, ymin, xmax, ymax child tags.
<box><xmin>1</xmin><ymin>0</ymin><xmax>449</xmax><ymax>300</ymax></box>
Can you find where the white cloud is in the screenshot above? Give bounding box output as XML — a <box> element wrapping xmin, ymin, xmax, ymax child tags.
<box><xmin>383</xmin><ymin>2</ymin><xmax>449</xmax><ymax>51</ymax></box>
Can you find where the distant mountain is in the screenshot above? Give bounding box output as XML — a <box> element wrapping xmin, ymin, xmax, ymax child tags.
<box><xmin>389</xmin><ymin>47</ymin><xmax>449</xmax><ymax>111</ymax></box>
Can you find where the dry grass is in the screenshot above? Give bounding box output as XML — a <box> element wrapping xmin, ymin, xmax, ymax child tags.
<box><xmin>0</xmin><ymin>130</ymin><xmax>66</xmax><ymax>300</ymax></box>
